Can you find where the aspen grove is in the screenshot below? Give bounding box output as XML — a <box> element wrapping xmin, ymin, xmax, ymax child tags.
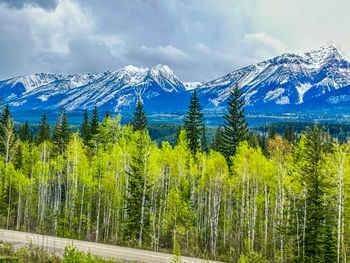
<box><xmin>0</xmin><ymin>103</ymin><xmax>350</xmax><ymax>262</ymax></box>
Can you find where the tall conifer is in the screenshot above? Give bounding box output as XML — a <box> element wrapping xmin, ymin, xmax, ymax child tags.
<box><xmin>131</xmin><ymin>100</ymin><xmax>148</xmax><ymax>131</ymax></box>
<box><xmin>90</xmin><ymin>106</ymin><xmax>100</xmax><ymax>138</ymax></box>
<box><xmin>299</xmin><ymin>125</ymin><xmax>336</xmax><ymax>262</ymax></box>
<box><xmin>53</xmin><ymin>109</ymin><xmax>70</xmax><ymax>155</ymax></box>
<box><xmin>36</xmin><ymin>114</ymin><xmax>50</xmax><ymax>144</ymax></box>
<box><xmin>211</xmin><ymin>125</ymin><xmax>224</xmax><ymax>153</ymax></box>
<box><xmin>80</xmin><ymin>110</ymin><xmax>91</xmax><ymax>145</ymax></box>
<box><xmin>184</xmin><ymin>89</ymin><xmax>204</xmax><ymax>153</ymax></box>
<box><xmin>222</xmin><ymin>84</ymin><xmax>248</xmax><ymax>162</ymax></box>
<box><xmin>19</xmin><ymin>121</ymin><xmax>30</xmax><ymax>142</ymax></box>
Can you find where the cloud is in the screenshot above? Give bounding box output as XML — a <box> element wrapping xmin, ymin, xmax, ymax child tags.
<box><xmin>244</xmin><ymin>32</ymin><xmax>286</xmax><ymax>53</ymax></box>
<box><xmin>138</xmin><ymin>45</ymin><xmax>191</xmax><ymax>64</ymax></box>
<box><xmin>0</xmin><ymin>0</ymin><xmax>58</xmax><ymax>10</ymax></box>
<box><xmin>1</xmin><ymin>0</ymin><xmax>350</xmax><ymax>82</ymax></box>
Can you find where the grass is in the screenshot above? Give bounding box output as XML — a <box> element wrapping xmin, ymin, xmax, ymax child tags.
<box><xmin>0</xmin><ymin>242</ymin><xmax>138</xmax><ymax>263</ymax></box>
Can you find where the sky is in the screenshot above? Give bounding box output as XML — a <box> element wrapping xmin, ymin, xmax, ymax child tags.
<box><xmin>0</xmin><ymin>0</ymin><xmax>349</xmax><ymax>82</ymax></box>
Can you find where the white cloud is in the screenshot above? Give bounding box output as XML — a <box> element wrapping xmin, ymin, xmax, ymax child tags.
<box><xmin>244</xmin><ymin>32</ymin><xmax>286</xmax><ymax>53</ymax></box>
<box><xmin>1</xmin><ymin>0</ymin><xmax>350</xmax><ymax>81</ymax></box>
<box><xmin>139</xmin><ymin>45</ymin><xmax>192</xmax><ymax>63</ymax></box>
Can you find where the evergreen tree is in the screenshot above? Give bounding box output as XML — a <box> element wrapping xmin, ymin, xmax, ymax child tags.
<box><xmin>175</xmin><ymin>126</ymin><xmax>182</xmax><ymax>146</ymax></box>
<box><xmin>18</xmin><ymin>120</ymin><xmax>30</xmax><ymax>142</ymax></box>
<box><xmin>90</xmin><ymin>106</ymin><xmax>100</xmax><ymax>138</ymax></box>
<box><xmin>222</xmin><ymin>84</ymin><xmax>248</xmax><ymax>162</ymax></box>
<box><xmin>105</xmin><ymin>110</ymin><xmax>111</xmax><ymax>120</ymax></box>
<box><xmin>247</xmin><ymin>130</ymin><xmax>259</xmax><ymax>148</ymax></box>
<box><xmin>298</xmin><ymin>125</ymin><xmax>336</xmax><ymax>262</ymax></box>
<box><xmin>125</xmin><ymin>131</ymin><xmax>151</xmax><ymax>245</ymax></box>
<box><xmin>131</xmin><ymin>100</ymin><xmax>148</xmax><ymax>131</ymax></box>
<box><xmin>201</xmin><ymin>123</ymin><xmax>208</xmax><ymax>152</ymax></box>
<box><xmin>80</xmin><ymin>110</ymin><xmax>91</xmax><ymax>145</ymax></box>
<box><xmin>283</xmin><ymin>124</ymin><xmax>295</xmax><ymax>143</ymax></box>
<box><xmin>53</xmin><ymin>109</ymin><xmax>70</xmax><ymax>155</ymax></box>
<box><xmin>12</xmin><ymin>142</ymin><xmax>23</xmax><ymax>170</ymax></box>
<box><xmin>36</xmin><ymin>114</ymin><xmax>50</xmax><ymax>145</ymax></box>
<box><xmin>184</xmin><ymin>89</ymin><xmax>204</xmax><ymax>153</ymax></box>
<box><xmin>0</xmin><ymin>103</ymin><xmax>11</xmax><ymax>139</ymax></box>
<box><xmin>0</xmin><ymin>113</ymin><xmax>15</xmax><ymax>166</ymax></box>
<box><xmin>257</xmin><ymin>133</ymin><xmax>268</xmax><ymax>156</ymax></box>
<box><xmin>268</xmin><ymin>124</ymin><xmax>277</xmax><ymax>140</ymax></box>
<box><xmin>211</xmin><ymin>125</ymin><xmax>224</xmax><ymax>153</ymax></box>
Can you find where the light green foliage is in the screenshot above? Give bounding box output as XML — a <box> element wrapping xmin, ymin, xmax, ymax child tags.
<box><xmin>3</xmin><ymin>102</ymin><xmax>350</xmax><ymax>263</ymax></box>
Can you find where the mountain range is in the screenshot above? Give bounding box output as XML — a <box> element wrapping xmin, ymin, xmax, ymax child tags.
<box><xmin>1</xmin><ymin>45</ymin><xmax>350</xmax><ymax>115</ymax></box>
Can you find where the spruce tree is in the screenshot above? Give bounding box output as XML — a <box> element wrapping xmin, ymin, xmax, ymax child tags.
<box><xmin>283</xmin><ymin>124</ymin><xmax>295</xmax><ymax>143</ymax></box>
<box><xmin>184</xmin><ymin>89</ymin><xmax>204</xmax><ymax>153</ymax></box>
<box><xmin>247</xmin><ymin>130</ymin><xmax>259</xmax><ymax>148</ymax></box>
<box><xmin>268</xmin><ymin>124</ymin><xmax>277</xmax><ymax>140</ymax></box>
<box><xmin>18</xmin><ymin>120</ymin><xmax>30</xmax><ymax>142</ymax></box>
<box><xmin>80</xmin><ymin>110</ymin><xmax>91</xmax><ymax>145</ymax></box>
<box><xmin>0</xmin><ymin>107</ymin><xmax>15</xmax><ymax>165</ymax></box>
<box><xmin>222</xmin><ymin>84</ymin><xmax>248</xmax><ymax>162</ymax></box>
<box><xmin>211</xmin><ymin>125</ymin><xmax>224</xmax><ymax>153</ymax></box>
<box><xmin>201</xmin><ymin>123</ymin><xmax>208</xmax><ymax>152</ymax></box>
<box><xmin>105</xmin><ymin>110</ymin><xmax>111</xmax><ymax>120</ymax></box>
<box><xmin>175</xmin><ymin>126</ymin><xmax>182</xmax><ymax>146</ymax></box>
<box><xmin>0</xmin><ymin>103</ymin><xmax>11</xmax><ymax>139</ymax></box>
<box><xmin>90</xmin><ymin>106</ymin><xmax>100</xmax><ymax>138</ymax></box>
<box><xmin>13</xmin><ymin>142</ymin><xmax>23</xmax><ymax>170</ymax></box>
<box><xmin>125</xmin><ymin>131</ymin><xmax>151</xmax><ymax>245</ymax></box>
<box><xmin>53</xmin><ymin>109</ymin><xmax>70</xmax><ymax>155</ymax></box>
<box><xmin>131</xmin><ymin>100</ymin><xmax>148</xmax><ymax>131</ymax></box>
<box><xmin>36</xmin><ymin>113</ymin><xmax>50</xmax><ymax>145</ymax></box>
<box><xmin>300</xmin><ymin>125</ymin><xmax>336</xmax><ymax>262</ymax></box>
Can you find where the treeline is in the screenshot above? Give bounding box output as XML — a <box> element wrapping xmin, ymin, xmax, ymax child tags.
<box><xmin>0</xmin><ymin>86</ymin><xmax>349</xmax><ymax>263</ymax></box>
<box><xmin>255</xmin><ymin>121</ymin><xmax>350</xmax><ymax>142</ymax></box>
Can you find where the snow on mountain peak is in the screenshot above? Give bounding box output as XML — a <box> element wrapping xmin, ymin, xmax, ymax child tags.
<box><xmin>122</xmin><ymin>65</ymin><xmax>146</xmax><ymax>73</ymax></box>
<box><xmin>1</xmin><ymin>45</ymin><xmax>350</xmax><ymax>113</ymax></box>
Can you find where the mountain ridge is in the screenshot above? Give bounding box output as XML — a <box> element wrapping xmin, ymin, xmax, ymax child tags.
<box><xmin>1</xmin><ymin>45</ymin><xmax>350</xmax><ymax>113</ymax></box>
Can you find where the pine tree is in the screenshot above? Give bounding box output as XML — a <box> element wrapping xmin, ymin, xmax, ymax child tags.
<box><xmin>184</xmin><ymin>89</ymin><xmax>204</xmax><ymax>153</ymax></box>
<box><xmin>53</xmin><ymin>109</ymin><xmax>70</xmax><ymax>155</ymax></box>
<box><xmin>222</xmin><ymin>84</ymin><xmax>248</xmax><ymax>162</ymax></box>
<box><xmin>36</xmin><ymin>114</ymin><xmax>50</xmax><ymax>145</ymax></box>
<box><xmin>80</xmin><ymin>110</ymin><xmax>91</xmax><ymax>145</ymax></box>
<box><xmin>90</xmin><ymin>106</ymin><xmax>100</xmax><ymax>138</ymax></box>
<box><xmin>131</xmin><ymin>100</ymin><xmax>148</xmax><ymax>131</ymax></box>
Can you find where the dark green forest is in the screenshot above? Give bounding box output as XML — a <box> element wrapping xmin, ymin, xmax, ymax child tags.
<box><xmin>1</xmin><ymin>87</ymin><xmax>350</xmax><ymax>262</ymax></box>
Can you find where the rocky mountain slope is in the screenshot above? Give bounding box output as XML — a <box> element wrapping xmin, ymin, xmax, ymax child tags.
<box><xmin>1</xmin><ymin>45</ymin><xmax>349</xmax><ymax>113</ymax></box>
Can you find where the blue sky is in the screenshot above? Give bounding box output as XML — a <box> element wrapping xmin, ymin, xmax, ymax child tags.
<box><xmin>0</xmin><ymin>0</ymin><xmax>348</xmax><ymax>81</ymax></box>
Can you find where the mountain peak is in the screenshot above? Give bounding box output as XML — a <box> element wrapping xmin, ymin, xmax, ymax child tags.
<box><xmin>151</xmin><ymin>64</ymin><xmax>174</xmax><ymax>75</ymax></box>
<box><xmin>302</xmin><ymin>44</ymin><xmax>343</xmax><ymax>62</ymax></box>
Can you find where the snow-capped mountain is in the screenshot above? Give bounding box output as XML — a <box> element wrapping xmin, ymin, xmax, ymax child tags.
<box><xmin>0</xmin><ymin>64</ymin><xmax>188</xmax><ymax>112</ymax></box>
<box><xmin>1</xmin><ymin>45</ymin><xmax>350</xmax><ymax>114</ymax></box>
<box><xmin>197</xmin><ymin>45</ymin><xmax>350</xmax><ymax>110</ymax></box>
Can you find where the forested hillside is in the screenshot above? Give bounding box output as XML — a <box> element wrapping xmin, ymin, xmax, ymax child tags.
<box><xmin>0</xmin><ymin>87</ymin><xmax>350</xmax><ymax>262</ymax></box>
